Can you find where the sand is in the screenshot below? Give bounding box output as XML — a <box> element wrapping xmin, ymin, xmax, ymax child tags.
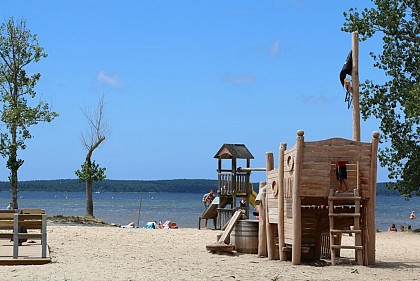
<box><xmin>1</xmin><ymin>225</ymin><xmax>420</xmax><ymax>281</ymax></box>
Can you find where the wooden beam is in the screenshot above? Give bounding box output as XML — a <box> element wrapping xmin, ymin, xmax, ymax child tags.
<box><xmin>278</xmin><ymin>143</ymin><xmax>287</xmax><ymax>261</ymax></box>
<box><xmin>265</xmin><ymin>152</ymin><xmax>277</xmax><ymax>260</ymax></box>
<box><xmin>237</xmin><ymin>167</ymin><xmax>266</xmax><ymax>172</ymax></box>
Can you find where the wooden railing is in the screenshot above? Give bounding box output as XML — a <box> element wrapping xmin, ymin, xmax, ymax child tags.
<box><xmin>218</xmin><ymin>208</ymin><xmax>235</xmax><ymax>229</ymax></box>
<box><xmin>218</xmin><ymin>172</ymin><xmax>250</xmax><ymax>196</ymax></box>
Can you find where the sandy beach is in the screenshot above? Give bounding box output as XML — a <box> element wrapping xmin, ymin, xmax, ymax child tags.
<box><xmin>1</xmin><ymin>225</ymin><xmax>420</xmax><ymax>281</ymax></box>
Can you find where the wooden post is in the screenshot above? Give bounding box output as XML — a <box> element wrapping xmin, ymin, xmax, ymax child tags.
<box><xmin>217</xmin><ymin>158</ymin><xmax>222</xmax><ymax>229</ymax></box>
<box><xmin>41</xmin><ymin>214</ymin><xmax>47</xmax><ymax>258</ymax></box>
<box><xmin>278</xmin><ymin>143</ymin><xmax>287</xmax><ymax>261</ymax></box>
<box><xmin>366</xmin><ymin>131</ymin><xmax>379</xmax><ymax>265</ymax></box>
<box><xmin>258</xmin><ymin>182</ymin><xmax>267</xmax><ymax>257</ymax></box>
<box><xmin>352</xmin><ymin>31</ymin><xmax>360</xmax><ymax>142</ymax></box>
<box><xmin>232</xmin><ymin>158</ymin><xmax>237</xmax><ymax>209</ymax></box>
<box><xmin>137</xmin><ymin>193</ymin><xmax>142</xmax><ymax>228</ymax></box>
<box><xmin>13</xmin><ymin>213</ymin><xmax>19</xmax><ymax>259</ymax></box>
<box><xmin>265</xmin><ymin>152</ymin><xmax>277</xmax><ymax>260</ymax></box>
<box><xmin>292</xmin><ymin>130</ymin><xmax>304</xmax><ymax>265</ymax></box>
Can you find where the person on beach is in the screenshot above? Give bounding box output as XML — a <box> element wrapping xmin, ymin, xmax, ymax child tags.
<box><xmin>239</xmin><ymin>196</ymin><xmax>247</xmax><ymax>207</ymax></box>
<box><xmin>202</xmin><ymin>189</ymin><xmax>215</xmax><ymax>228</ymax></box>
<box><xmin>388</xmin><ymin>224</ymin><xmax>397</xmax><ymax>232</ymax></box>
<box><xmin>7</xmin><ymin>202</ymin><xmax>13</xmax><ymax>210</ymax></box>
<box><xmin>410</xmin><ymin>211</ymin><xmax>416</xmax><ymax>220</ymax></box>
<box><xmin>335</xmin><ymin>161</ymin><xmax>349</xmax><ymax>193</ymax></box>
<box><xmin>202</xmin><ymin>189</ymin><xmax>215</xmax><ymax>208</ymax></box>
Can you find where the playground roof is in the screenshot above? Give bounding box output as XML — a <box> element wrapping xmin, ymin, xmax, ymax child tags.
<box><xmin>214</xmin><ymin>144</ymin><xmax>254</xmax><ymax>159</ymax></box>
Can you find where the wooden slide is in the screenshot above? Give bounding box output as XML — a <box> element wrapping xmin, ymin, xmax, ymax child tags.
<box><xmin>206</xmin><ymin>209</ymin><xmax>244</xmax><ymax>253</ymax></box>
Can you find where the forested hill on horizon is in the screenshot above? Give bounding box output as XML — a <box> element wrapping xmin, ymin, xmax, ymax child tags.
<box><xmin>0</xmin><ymin>179</ymin><xmax>402</xmax><ymax>196</ymax></box>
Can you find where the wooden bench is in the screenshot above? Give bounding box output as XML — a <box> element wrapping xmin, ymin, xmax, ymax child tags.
<box><xmin>0</xmin><ymin>209</ymin><xmax>47</xmax><ymax>259</ymax></box>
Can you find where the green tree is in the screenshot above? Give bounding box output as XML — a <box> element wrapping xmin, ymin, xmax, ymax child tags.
<box><xmin>342</xmin><ymin>1</ymin><xmax>419</xmax><ymax>198</ymax></box>
<box><xmin>0</xmin><ymin>18</ymin><xmax>58</xmax><ymax>208</ymax></box>
<box><xmin>75</xmin><ymin>96</ymin><xmax>109</xmax><ymax>216</ymax></box>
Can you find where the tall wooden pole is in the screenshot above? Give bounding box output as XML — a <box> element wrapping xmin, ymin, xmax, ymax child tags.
<box><xmin>352</xmin><ymin>32</ymin><xmax>360</xmax><ymax>141</ymax></box>
<box><xmin>278</xmin><ymin>143</ymin><xmax>287</xmax><ymax>261</ymax></box>
<box><xmin>366</xmin><ymin>131</ymin><xmax>379</xmax><ymax>265</ymax></box>
<box><xmin>137</xmin><ymin>193</ymin><xmax>142</xmax><ymax>228</ymax></box>
<box><xmin>292</xmin><ymin>130</ymin><xmax>304</xmax><ymax>265</ymax></box>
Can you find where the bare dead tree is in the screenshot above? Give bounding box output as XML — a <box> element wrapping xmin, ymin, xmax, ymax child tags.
<box><xmin>75</xmin><ymin>96</ymin><xmax>110</xmax><ymax>216</ymax></box>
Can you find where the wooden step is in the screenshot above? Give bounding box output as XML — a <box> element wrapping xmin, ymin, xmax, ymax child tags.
<box><xmin>329</xmin><ymin>213</ymin><xmax>360</xmax><ymax>217</ymax></box>
<box><xmin>330</xmin><ymin>229</ymin><xmax>362</xmax><ymax>234</ymax></box>
<box><xmin>331</xmin><ymin>245</ymin><xmax>363</xmax><ymax>250</ymax></box>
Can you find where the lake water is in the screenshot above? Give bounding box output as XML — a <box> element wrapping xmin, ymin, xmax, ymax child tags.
<box><xmin>1</xmin><ymin>191</ymin><xmax>419</xmax><ymax>231</ymax></box>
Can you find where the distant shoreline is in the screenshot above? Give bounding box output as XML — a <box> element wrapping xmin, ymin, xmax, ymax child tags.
<box><xmin>0</xmin><ymin>179</ymin><xmax>401</xmax><ymax>196</ymax></box>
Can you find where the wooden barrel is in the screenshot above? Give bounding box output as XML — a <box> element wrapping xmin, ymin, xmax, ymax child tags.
<box><xmin>231</xmin><ymin>219</ymin><xmax>259</xmax><ymax>254</ymax></box>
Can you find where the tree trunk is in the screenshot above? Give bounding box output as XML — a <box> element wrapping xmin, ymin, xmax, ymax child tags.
<box><xmin>86</xmin><ymin>179</ymin><xmax>93</xmax><ymax>216</ymax></box>
<box><xmin>10</xmin><ymin>127</ymin><xmax>19</xmax><ymax>209</ymax></box>
<box><xmin>11</xmin><ymin>166</ymin><xmax>18</xmax><ymax>209</ymax></box>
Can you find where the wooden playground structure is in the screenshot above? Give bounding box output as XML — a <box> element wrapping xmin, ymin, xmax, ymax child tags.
<box><xmin>207</xmin><ymin>32</ymin><xmax>380</xmax><ymax>266</ymax></box>
<box><xmin>199</xmin><ymin>143</ymin><xmax>259</xmax><ymax>230</ymax></box>
<box><xmin>258</xmin><ymin>130</ymin><xmax>379</xmax><ymax>265</ymax></box>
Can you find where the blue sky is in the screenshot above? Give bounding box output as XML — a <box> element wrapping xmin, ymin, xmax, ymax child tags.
<box><xmin>1</xmin><ymin>1</ymin><xmax>388</xmax><ymax>183</ymax></box>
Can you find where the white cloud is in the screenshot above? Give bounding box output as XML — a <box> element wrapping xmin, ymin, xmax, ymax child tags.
<box><xmin>221</xmin><ymin>74</ymin><xmax>256</xmax><ymax>84</ymax></box>
<box><xmin>302</xmin><ymin>94</ymin><xmax>333</xmax><ymax>105</ymax></box>
<box><xmin>270</xmin><ymin>39</ymin><xmax>280</xmax><ymax>57</ymax></box>
<box><xmin>96</xmin><ymin>70</ymin><xmax>123</xmax><ymax>89</ymax></box>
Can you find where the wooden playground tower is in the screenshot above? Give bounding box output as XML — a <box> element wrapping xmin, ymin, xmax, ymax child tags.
<box><xmin>213</xmin><ymin>144</ymin><xmax>257</xmax><ymax>229</ymax></box>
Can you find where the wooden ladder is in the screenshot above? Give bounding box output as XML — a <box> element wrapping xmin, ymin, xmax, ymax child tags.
<box><xmin>328</xmin><ymin>189</ymin><xmax>363</xmax><ymax>265</ymax></box>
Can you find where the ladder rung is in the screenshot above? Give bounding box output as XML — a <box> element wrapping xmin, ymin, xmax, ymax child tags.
<box><xmin>331</xmin><ymin>245</ymin><xmax>363</xmax><ymax>250</ymax></box>
<box><xmin>329</xmin><ymin>213</ymin><xmax>360</xmax><ymax>217</ymax></box>
<box><xmin>330</xmin><ymin>229</ymin><xmax>362</xmax><ymax>234</ymax></box>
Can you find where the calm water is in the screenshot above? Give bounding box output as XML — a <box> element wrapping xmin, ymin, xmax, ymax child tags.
<box><xmin>1</xmin><ymin>191</ymin><xmax>419</xmax><ymax>230</ymax></box>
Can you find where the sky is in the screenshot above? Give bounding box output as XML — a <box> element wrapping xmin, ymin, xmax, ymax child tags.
<box><xmin>1</xmin><ymin>1</ymin><xmax>389</xmax><ymax>183</ymax></box>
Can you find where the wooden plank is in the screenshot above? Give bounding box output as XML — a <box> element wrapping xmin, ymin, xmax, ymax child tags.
<box><xmin>304</xmin><ymin>153</ymin><xmax>371</xmax><ymax>162</ymax></box>
<box><xmin>267</xmin><ymin>198</ymin><xmax>279</xmax><ymax>209</ymax></box>
<box><xmin>18</xmin><ymin>221</ymin><xmax>43</xmax><ymax>229</ymax></box>
<box><xmin>300</xmin><ymin>168</ymin><xmax>330</xmax><ymax>177</ymax></box>
<box><xmin>0</xmin><ymin>221</ymin><xmax>14</xmax><ymax>228</ymax></box>
<box><xmin>329</xmin><ymin>213</ymin><xmax>361</xmax><ymax>217</ymax></box>
<box><xmin>267</xmin><ymin>170</ymin><xmax>279</xmax><ymax>179</ymax></box>
<box><xmin>17</xmin><ymin>233</ymin><xmax>43</xmax><ymax>240</ymax></box>
<box><xmin>268</xmin><ymin>208</ymin><xmax>278</xmax><ymax>216</ymax></box>
<box><xmin>217</xmin><ymin>209</ymin><xmax>243</xmax><ymax>244</ymax></box>
<box><xmin>330</xmin><ymin>229</ymin><xmax>362</xmax><ymax>234</ymax></box>
<box><xmin>300</xmin><ymin>189</ymin><xmax>330</xmax><ymax>197</ymax></box>
<box><xmin>20</xmin><ymin>209</ymin><xmax>45</xmax><ymax>214</ymax></box>
<box><xmin>0</xmin><ymin>213</ymin><xmax>15</xmax><ymax>219</ymax></box>
<box><xmin>304</xmin><ymin>138</ymin><xmax>371</xmax><ymax>146</ymax></box>
<box><xmin>268</xmin><ymin>215</ymin><xmax>278</xmax><ymax>224</ymax></box>
<box><xmin>331</xmin><ymin>245</ymin><xmax>363</xmax><ymax>250</ymax></box>
<box><xmin>206</xmin><ymin>243</ymin><xmax>235</xmax><ymax>253</ymax></box>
